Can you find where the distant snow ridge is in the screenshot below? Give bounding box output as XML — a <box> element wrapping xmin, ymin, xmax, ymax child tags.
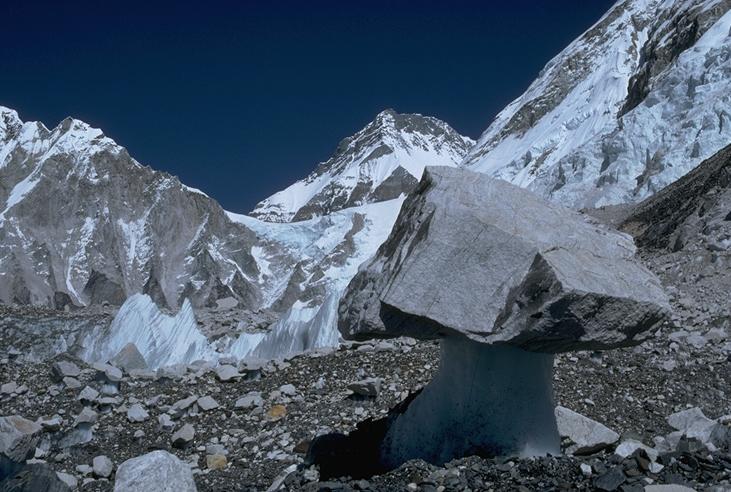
<box><xmin>462</xmin><ymin>0</ymin><xmax>731</xmax><ymax>208</ymax></box>
<box><xmin>250</xmin><ymin>109</ymin><xmax>474</xmax><ymax>222</ymax></box>
<box><xmin>82</xmin><ymin>294</ymin><xmax>216</xmax><ymax>369</ymax></box>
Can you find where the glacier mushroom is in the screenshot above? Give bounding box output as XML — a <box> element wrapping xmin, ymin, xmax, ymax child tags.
<box><xmin>334</xmin><ymin>167</ymin><xmax>669</xmax><ymax>471</ymax></box>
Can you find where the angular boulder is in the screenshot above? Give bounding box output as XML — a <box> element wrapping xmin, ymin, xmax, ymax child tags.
<box><xmin>0</xmin><ymin>415</ymin><xmax>42</xmax><ymax>461</ymax></box>
<box><xmin>113</xmin><ymin>450</ymin><xmax>196</xmax><ymax>492</ymax></box>
<box><xmin>339</xmin><ymin>166</ymin><xmax>669</xmax><ymax>352</ymax></box>
<box><xmin>555</xmin><ymin>406</ymin><xmax>620</xmax><ymax>455</ymax></box>
<box><xmin>110</xmin><ymin>343</ymin><xmax>148</xmax><ymax>373</ymax></box>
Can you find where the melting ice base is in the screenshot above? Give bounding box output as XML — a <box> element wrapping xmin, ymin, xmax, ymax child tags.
<box><xmin>380</xmin><ymin>337</ymin><xmax>560</xmax><ymax>467</ymax></box>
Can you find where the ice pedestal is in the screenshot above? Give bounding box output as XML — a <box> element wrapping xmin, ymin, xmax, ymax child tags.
<box><xmin>380</xmin><ymin>336</ymin><xmax>560</xmax><ymax>468</ymax></box>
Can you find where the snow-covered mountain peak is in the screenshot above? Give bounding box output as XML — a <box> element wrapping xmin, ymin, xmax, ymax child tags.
<box><xmin>250</xmin><ymin>109</ymin><xmax>474</xmax><ymax>222</ymax></box>
<box><xmin>461</xmin><ymin>0</ymin><xmax>731</xmax><ymax>208</ymax></box>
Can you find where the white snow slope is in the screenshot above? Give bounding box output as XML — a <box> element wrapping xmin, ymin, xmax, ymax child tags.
<box><xmin>251</xmin><ymin>109</ymin><xmax>473</xmax><ymax>222</ymax></box>
<box><xmin>462</xmin><ymin>0</ymin><xmax>731</xmax><ymax>208</ymax></box>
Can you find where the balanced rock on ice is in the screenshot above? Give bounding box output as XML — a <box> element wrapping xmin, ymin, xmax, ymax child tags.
<box><xmin>334</xmin><ymin>167</ymin><xmax>669</xmax><ymax>470</ymax></box>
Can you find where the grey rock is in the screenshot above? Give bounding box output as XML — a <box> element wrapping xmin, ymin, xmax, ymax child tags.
<box><xmin>0</xmin><ymin>415</ymin><xmax>42</xmax><ymax>461</ymax></box>
<box><xmin>158</xmin><ymin>414</ymin><xmax>175</xmax><ymax>431</ymax></box>
<box><xmin>171</xmin><ymin>395</ymin><xmax>197</xmax><ymax>413</ymax></box>
<box><xmin>594</xmin><ymin>465</ymin><xmax>626</xmax><ymax>491</ymax></box>
<box><xmin>110</xmin><ymin>343</ymin><xmax>148</xmax><ymax>373</ymax></box>
<box><xmin>214</xmin><ymin>365</ymin><xmax>240</xmax><ymax>382</ymax></box>
<box><xmin>555</xmin><ymin>406</ymin><xmax>619</xmax><ymax>455</ymax></box>
<box><xmin>126</xmin><ymin>404</ymin><xmax>149</xmax><ymax>423</ymax></box>
<box><xmin>93</xmin><ymin>363</ymin><xmax>123</xmax><ymax>383</ymax></box>
<box><xmin>348</xmin><ymin>378</ymin><xmax>381</xmax><ymax>397</ymax></box>
<box><xmin>37</xmin><ymin>416</ymin><xmax>62</xmax><ymax>432</ymax></box>
<box><xmin>0</xmin><ymin>460</ymin><xmax>71</xmax><ymax>492</ymax></box>
<box><xmin>92</xmin><ymin>455</ymin><xmax>113</xmax><ymax>478</ymax></box>
<box><xmin>171</xmin><ymin>424</ymin><xmax>195</xmax><ymax>448</ymax></box>
<box><xmin>278</xmin><ymin>384</ymin><xmax>297</xmax><ymax>397</ymax></box>
<box><xmin>196</xmin><ymin>396</ymin><xmax>219</xmax><ymax>412</ymax></box>
<box><xmin>62</xmin><ymin>377</ymin><xmax>82</xmax><ymax>389</ymax></box>
<box><xmin>339</xmin><ymin>167</ymin><xmax>669</xmax><ymax>352</ymax></box>
<box><xmin>0</xmin><ymin>382</ymin><xmax>17</xmax><ymax>395</ymax></box>
<box><xmin>77</xmin><ymin>386</ymin><xmax>99</xmax><ymax>403</ymax></box>
<box><xmin>644</xmin><ymin>486</ymin><xmax>697</xmax><ymax>492</ymax></box>
<box><xmin>51</xmin><ymin>361</ymin><xmax>81</xmax><ymax>382</ymax></box>
<box><xmin>56</xmin><ymin>472</ymin><xmax>78</xmax><ymax>489</ymax></box>
<box><xmin>74</xmin><ymin>408</ymin><xmax>98</xmax><ymax>426</ymax></box>
<box><xmin>234</xmin><ymin>392</ymin><xmax>264</xmax><ymax>410</ymax></box>
<box><xmin>113</xmin><ymin>450</ymin><xmax>197</xmax><ymax>492</ymax></box>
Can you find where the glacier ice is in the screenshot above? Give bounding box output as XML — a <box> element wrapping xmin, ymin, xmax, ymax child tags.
<box><xmin>81</xmin><ymin>294</ymin><xmax>216</xmax><ymax>369</ymax></box>
<box><xmin>229</xmin><ymin>293</ymin><xmax>341</xmax><ymax>360</ymax></box>
<box><xmin>380</xmin><ymin>337</ymin><xmax>559</xmax><ymax>466</ymax></box>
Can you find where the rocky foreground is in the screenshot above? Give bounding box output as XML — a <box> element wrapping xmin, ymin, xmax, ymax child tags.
<box><xmin>0</xmin><ymin>299</ymin><xmax>729</xmax><ymax>492</ymax></box>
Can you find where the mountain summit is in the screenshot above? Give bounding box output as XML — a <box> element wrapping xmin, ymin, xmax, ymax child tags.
<box><xmin>250</xmin><ymin>109</ymin><xmax>474</xmax><ymax>222</ymax></box>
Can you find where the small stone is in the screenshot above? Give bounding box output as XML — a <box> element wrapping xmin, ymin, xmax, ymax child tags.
<box><xmin>158</xmin><ymin>414</ymin><xmax>175</xmax><ymax>431</ymax></box>
<box><xmin>215</xmin><ymin>365</ymin><xmax>240</xmax><ymax>382</ymax></box>
<box><xmin>267</xmin><ymin>405</ymin><xmax>287</xmax><ymax>421</ymax></box>
<box><xmin>38</xmin><ymin>416</ymin><xmax>62</xmax><ymax>432</ymax></box>
<box><xmin>234</xmin><ymin>392</ymin><xmax>264</xmax><ymax>409</ymax></box>
<box><xmin>93</xmin><ymin>455</ymin><xmax>114</xmax><ymax>478</ymax></box>
<box><xmin>197</xmin><ymin>396</ymin><xmax>219</xmax><ymax>412</ymax></box>
<box><xmin>580</xmin><ymin>463</ymin><xmax>592</xmax><ymax>477</ymax></box>
<box><xmin>76</xmin><ymin>464</ymin><xmax>93</xmax><ymax>475</ymax></box>
<box><xmin>74</xmin><ymin>407</ymin><xmax>98</xmax><ymax>426</ymax></box>
<box><xmin>348</xmin><ymin>378</ymin><xmax>381</xmax><ymax>397</ymax></box>
<box><xmin>51</xmin><ymin>360</ymin><xmax>81</xmax><ymax>382</ymax></box>
<box><xmin>172</xmin><ymin>424</ymin><xmax>195</xmax><ymax>448</ymax></box>
<box><xmin>56</xmin><ymin>471</ymin><xmax>78</xmax><ymax>489</ymax></box>
<box><xmin>133</xmin><ymin>430</ymin><xmax>145</xmax><ymax>439</ymax></box>
<box><xmin>206</xmin><ymin>453</ymin><xmax>227</xmax><ymax>470</ymax></box>
<box><xmin>279</xmin><ymin>384</ymin><xmax>297</xmax><ymax>396</ymax></box>
<box><xmin>93</xmin><ymin>362</ymin><xmax>123</xmax><ymax>383</ymax></box>
<box><xmin>78</xmin><ymin>386</ymin><xmax>99</xmax><ymax>403</ymax></box>
<box><xmin>172</xmin><ymin>395</ymin><xmax>197</xmax><ymax>412</ymax></box>
<box><xmin>127</xmin><ymin>404</ymin><xmax>149</xmax><ymax>423</ymax></box>
<box><xmin>1</xmin><ymin>381</ymin><xmax>18</xmax><ymax>394</ymax></box>
<box><xmin>63</xmin><ymin>377</ymin><xmax>82</xmax><ymax>389</ymax></box>
<box><xmin>594</xmin><ymin>466</ymin><xmax>626</xmax><ymax>491</ymax></box>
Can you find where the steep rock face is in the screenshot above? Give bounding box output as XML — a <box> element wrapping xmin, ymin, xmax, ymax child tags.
<box><xmin>0</xmin><ymin>106</ymin><xmax>261</xmax><ymax>309</ymax></box>
<box><xmin>250</xmin><ymin>109</ymin><xmax>474</xmax><ymax>222</ymax></box>
<box><xmin>462</xmin><ymin>0</ymin><xmax>731</xmax><ymax>208</ymax></box>
<box><xmin>621</xmin><ymin>142</ymin><xmax>731</xmax><ymax>251</ymax></box>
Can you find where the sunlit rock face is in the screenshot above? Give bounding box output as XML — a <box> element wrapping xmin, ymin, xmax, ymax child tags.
<box><xmin>335</xmin><ymin>166</ymin><xmax>670</xmax><ymax>468</ymax></box>
<box><xmin>340</xmin><ymin>166</ymin><xmax>669</xmax><ymax>352</ymax></box>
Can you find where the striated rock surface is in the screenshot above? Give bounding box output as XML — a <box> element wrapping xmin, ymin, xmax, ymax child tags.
<box><xmin>339</xmin><ymin>166</ymin><xmax>670</xmax><ymax>352</ymax></box>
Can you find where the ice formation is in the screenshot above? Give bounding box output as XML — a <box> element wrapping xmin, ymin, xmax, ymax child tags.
<box><xmin>81</xmin><ymin>294</ymin><xmax>216</xmax><ymax>369</ymax></box>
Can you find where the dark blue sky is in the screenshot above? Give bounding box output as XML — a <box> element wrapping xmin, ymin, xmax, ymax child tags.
<box><xmin>1</xmin><ymin>0</ymin><xmax>614</xmax><ymax>213</ymax></box>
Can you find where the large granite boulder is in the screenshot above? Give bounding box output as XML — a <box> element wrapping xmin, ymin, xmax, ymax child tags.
<box><xmin>339</xmin><ymin>166</ymin><xmax>669</xmax><ymax>352</ymax></box>
<box><xmin>113</xmin><ymin>450</ymin><xmax>196</xmax><ymax>492</ymax></box>
<box><xmin>322</xmin><ymin>167</ymin><xmax>670</xmax><ymax>471</ymax></box>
